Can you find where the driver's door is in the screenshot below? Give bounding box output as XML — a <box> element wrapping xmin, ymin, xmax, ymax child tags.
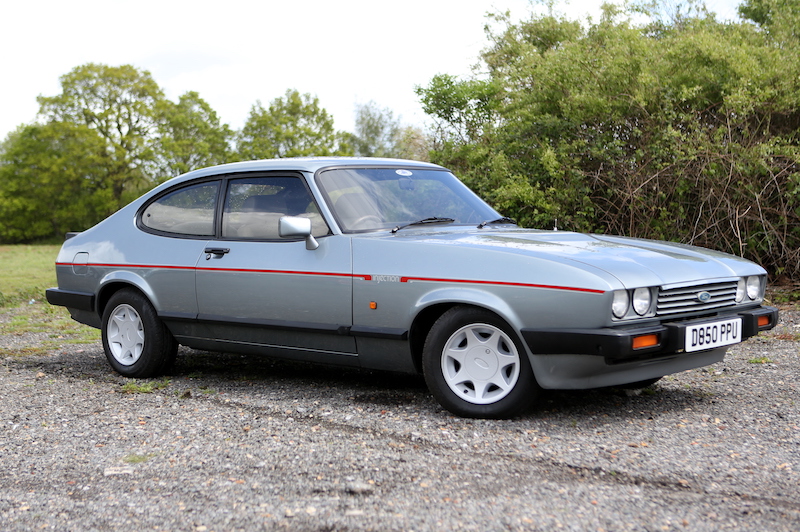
<box><xmin>194</xmin><ymin>174</ymin><xmax>357</xmax><ymax>363</ymax></box>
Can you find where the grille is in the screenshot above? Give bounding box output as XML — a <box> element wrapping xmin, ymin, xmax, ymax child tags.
<box><xmin>656</xmin><ymin>281</ymin><xmax>738</xmax><ymax>316</ymax></box>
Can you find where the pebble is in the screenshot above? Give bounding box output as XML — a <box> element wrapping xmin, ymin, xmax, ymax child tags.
<box><xmin>0</xmin><ymin>306</ymin><xmax>798</xmax><ymax>531</ymax></box>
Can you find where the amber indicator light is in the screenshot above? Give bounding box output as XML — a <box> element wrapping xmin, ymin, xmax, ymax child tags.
<box><xmin>632</xmin><ymin>334</ymin><xmax>659</xmax><ymax>350</ymax></box>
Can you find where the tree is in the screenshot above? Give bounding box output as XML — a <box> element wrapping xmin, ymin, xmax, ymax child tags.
<box><xmin>739</xmin><ymin>0</ymin><xmax>798</xmax><ymax>26</ymax></box>
<box><xmin>739</xmin><ymin>0</ymin><xmax>800</xmax><ymax>41</ymax></box>
<box><xmin>37</xmin><ymin>63</ymin><xmax>165</xmax><ymax>202</ymax></box>
<box><xmin>417</xmin><ymin>4</ymin><xmax>800</xmax><ymax>280</ymax></box>
<box><xmin>347</xmin><ymin>101</ymin><xmax>431</xmax><ymax>160</ymax></box>
<box><xmin>0</xmin><ymin>122</ymin><xmax>112</xmax><ymax>241</ymax></box>
<box><xmin>0</xmin><ymin>63</ymin><xmax>235</xmax><ymax>241</ymax></box>
<box><xmin>417</xmin><ymin>74</ymin><xmax>500</xmax><ymax>145</ymax></box>
<box><xmin>157</xmin><ymin>91</ymin><xmax>233</xmax><ymax>177</ymax></box>
<box><xmin>237</xmin><ymin>89</ymin><xmax>350</xmax><ymax>159</ymax></box>
<box><xmin>392</xmin><ymin>126</ymin><xmax>431</xmax><ymax>162</ymax></box>
<box><xmin>349</xmin><ymin>101</ymin><xmax>400</xmax><ymax>157</ymax></box>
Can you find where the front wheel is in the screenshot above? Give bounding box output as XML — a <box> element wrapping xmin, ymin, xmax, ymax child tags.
<box><xmin>101</xmin><ymin>288</ymin><xmax>177</xmax><ymax>378</ymax></box>
<box><xmin>422</xmin><ymin>306</ymin><xmax>540</xmax><ymax>418</ymax></box>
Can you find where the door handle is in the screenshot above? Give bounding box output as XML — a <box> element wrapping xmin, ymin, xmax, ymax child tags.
<box><xmin>204</xmin><ymin>247</ymin><xmax>230</xmax><ymax>259</ymax></box>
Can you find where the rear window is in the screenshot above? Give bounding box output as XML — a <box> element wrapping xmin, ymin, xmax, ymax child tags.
<box><xmin>141</xmin><ymin>182</ymin><xmax>219</xmax><ymax>236</ymax></box>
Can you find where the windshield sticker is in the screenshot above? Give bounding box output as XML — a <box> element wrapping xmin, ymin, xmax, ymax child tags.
<box><xmin>395</xmin><ymin>169</ymin><xmax>413</xmax><ymax>177</ymax></box>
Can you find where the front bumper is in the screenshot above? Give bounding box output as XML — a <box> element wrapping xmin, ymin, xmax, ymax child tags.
<box><xmin>521</xmin><ymin>306</ymin><xmax>779</xmax><ymax>363</ymax></box>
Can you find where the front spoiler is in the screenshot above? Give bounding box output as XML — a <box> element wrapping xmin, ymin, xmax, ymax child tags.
<box><xmin>521</xmin><ymin>306</ymin><xmax>779</xmax><ymax>363</ymax></box>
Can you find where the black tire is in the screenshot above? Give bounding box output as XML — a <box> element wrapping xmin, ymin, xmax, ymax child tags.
<box><xmin>422</xmin><ymin>306</ymin><xmax>540</xmax><ymax>419</ymax></box>
<box><xmin>101</xmin><ymin>288</ymin><xmax>177</xmax><ymax>378</ymax></box>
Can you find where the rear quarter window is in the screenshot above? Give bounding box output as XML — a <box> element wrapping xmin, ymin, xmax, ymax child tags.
<box><xmin>141</xmin><ymin>182</ymin><xmax>219</xmax><ymax>236</ymax></box>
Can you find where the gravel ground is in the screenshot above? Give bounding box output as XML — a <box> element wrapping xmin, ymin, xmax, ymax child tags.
<box><xmin>1</xmin><ymin>306</ymin><xmax>798</xmax><ymax>531</ymax></box>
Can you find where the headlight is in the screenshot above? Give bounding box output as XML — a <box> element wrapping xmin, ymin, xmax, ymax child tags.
<box><xmin>746</xmin><ymin>276</ymin><xmax>761</xmax><ymax>300</ymax></box>
<box><xmin>632</xmin><ymin>287</ymin><xmax>651</xmax><ymax>315</ymax></box>
<box><xmin>612</xmin><ymin>290</ymin><xmax>630</xmax><ymax>318</ymax></box>
<box><xmin>735</xmin><ymin>278</ymin><xmax>746</xmax><ymax>303</ymax></box>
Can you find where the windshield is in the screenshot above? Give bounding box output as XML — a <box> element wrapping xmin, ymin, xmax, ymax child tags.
<box><xmin>316</xmin><ymin>167</ymin><xmax>500</xmax><ymax>232</ymax></box>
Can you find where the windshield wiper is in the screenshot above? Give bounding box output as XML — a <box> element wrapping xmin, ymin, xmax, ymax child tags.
<box><xmin>478</xmin><ymin>217</ymin><xmax>517</xmax><ymax>229</ymax></box>
<box><xmin>391</xmin><ymin>217</ymin><xmax>455</xmax><ymax>233</ymax></box>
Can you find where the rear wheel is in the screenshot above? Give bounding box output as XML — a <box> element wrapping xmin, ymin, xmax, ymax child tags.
<box><xmin>422</xmin><ymin>306</ymin><xmax>540</xmax><ymax>418</ymax></box>
<box><xmin>101</xmin><ymin>289</ymin><xmax>177</xmax><ymax>378</ymax></box>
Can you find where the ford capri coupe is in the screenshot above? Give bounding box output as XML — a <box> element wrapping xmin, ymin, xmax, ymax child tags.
<box><xmin>47</xmin><ymin>158</ymin><xmax>778</xmax><ymax>418</ymax></box>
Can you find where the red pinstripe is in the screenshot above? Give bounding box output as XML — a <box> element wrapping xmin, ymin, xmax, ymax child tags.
<box><xmin>56</xmin><ymin>263</ymin><xmax>603</xmax><ymax>293</ymax></box>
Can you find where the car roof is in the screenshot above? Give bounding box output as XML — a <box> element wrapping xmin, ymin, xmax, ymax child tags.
<box><xmin>172</xmin><ymin>157</ymin><xmax>445</xmax><ymax>183</ymax></box>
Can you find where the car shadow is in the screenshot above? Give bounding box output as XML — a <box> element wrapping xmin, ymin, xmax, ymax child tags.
<box><xmin>18</xmin><ymin>344</ymin><xmax>713</xmax><ymax>420</ymax></box>
<box><xmin>170</xmin><ymin>348</ymin><xmax>708</xmax><ymax>419</ymax></box>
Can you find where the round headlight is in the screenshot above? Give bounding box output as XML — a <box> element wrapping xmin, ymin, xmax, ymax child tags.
<box><xmin>612</xmin><ymin>290</ymin><xmax>630</xmax><ymax>318</ymax></box>
<box><xmin>735</xmin><ymin>278</ymin><xmax>746</xmax><ymax>303</ymax></box>
<box><xmin>632</xmin><ymin>287</ymin><xmax>651</xmax><ymax>315</ymax></box>
<box><xmin>746</xmin><ymin>276</ymin><xmax>761</xmax><ymax>300</ymax></box>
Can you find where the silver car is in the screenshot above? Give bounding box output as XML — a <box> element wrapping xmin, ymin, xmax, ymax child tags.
<box><xmin>47</xmin><ymin>158</ymin><xmax>778</xmax><ymax>418</ymax></box>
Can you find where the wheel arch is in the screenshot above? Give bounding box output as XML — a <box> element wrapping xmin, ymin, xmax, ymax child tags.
<box><xmin>408</xmin><ymin>288</ymin><xmax>526</xmax><ymax>374</ymax></box>
<box><xmin>409</xmin><ymin>303</ymin><xmax>455</xmax><ymax>373</ymax></box>
<box><xmin>96</xmin><ymin>273</ymin><xmax>157</xmax><ymax>317</ymax></box>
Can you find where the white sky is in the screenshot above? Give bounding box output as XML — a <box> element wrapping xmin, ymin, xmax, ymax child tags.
<box><xmin>1</xmin><ymin>0</ymin><xmax>741</xmax><ymax>140</ymax></box>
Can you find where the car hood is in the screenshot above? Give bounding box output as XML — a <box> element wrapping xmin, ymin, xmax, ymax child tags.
<box><xmin>384</xmin><ymin>228</ymin><xmax>763</xmax><ymax>288</ymax></box>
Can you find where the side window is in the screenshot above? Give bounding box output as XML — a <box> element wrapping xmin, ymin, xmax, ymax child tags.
<box><xmin>141</xmin><ymin>182</ymin><xmax>219</xmax><ymax>236</ymax></box>
<box><xmin>223</xmin><ymin>176</ymin><xmax>329</xmax><ymax>239</ymax></box>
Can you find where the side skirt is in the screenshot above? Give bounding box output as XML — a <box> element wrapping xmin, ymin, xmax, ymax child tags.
<box><xmin>161</xmin><ymin>314</ymin><xmax>414</xmax><ymax>372</ymax></box>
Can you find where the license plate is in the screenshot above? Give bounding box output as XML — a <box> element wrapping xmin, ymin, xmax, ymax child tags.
<box><xmin>685</xmin><ymin>318</ymin><xmax>742</xmax><ymax>352</ymax></box>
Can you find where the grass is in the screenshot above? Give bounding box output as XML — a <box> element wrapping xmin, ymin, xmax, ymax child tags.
<box><xmin>0</xmin><ymin>244</ymin><xmax>99</xmax><ymax>348</ymax></box>
<box><xmin>0</xmin><ymin>302</ymin><xmax>100</xmax><ymax>345</ymax></box>
<box><xmin>0</xmin><ymin>346</ymin><xmax>52</xmax><ymax>358</ymax></box>
<box><xmin>0</xmin><ymin>244</ymin><xmax>61</xmax><ymax>306</ymax></box>
<box><xmin>120</xmin><ymin>379</ymin><xmax>171</xmax><ymax>394</ymax></box>
<box><xmin>768</xmin><ymin>285</ymin><xmax>800</xmax><ymax>305</ymax></box>
<box><xmin>123</xmin><ymin>453</ymin><xmax>158</xmax><ymax>464</ymax></box>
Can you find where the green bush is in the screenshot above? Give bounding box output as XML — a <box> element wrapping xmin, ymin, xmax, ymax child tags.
<box><xmin>419</xmin><ymin>5</ymin><xmax>800</xmax><ymax>281</ymax></box>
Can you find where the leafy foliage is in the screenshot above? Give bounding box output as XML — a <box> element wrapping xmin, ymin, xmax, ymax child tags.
<box><xmin>349</xmin><ymin>101</ymin><xmax>402</xmax><ymax>157</ymax></box>
<box><xmin>0</xmin><ymin>122</ymin><xmax>114</xmax><ymax>241</ymax></box>
<box><xmin>37</xmin><ymin>64</ymin><xmax>164</xmax><ymax>198</ymax></box>
<box><xmin>0</xmin><ymin>64</ymin><xmax>375</xmax><ymax>242</ymax></box>
<box><xmin>157</xmin><ymin>91</ymin><xmax>233</xmax><ymax>177</ymax></box>
<box><xmin>0</xmin><ymin>65</ymin><xmax>235</xmax><ymax>241</ymax></box>
<box><xmin>739</xmin><ymin>0</ymin><xmax>800</xmax><ymax>35</ymax></box>
<box><xmin>347</xmin><ymin>101</ymin><xmax>430</xmax><ymax>160</ymax></box>
<box><xmin>237</xmin><ymin>89</ymin><xmax>351</xmax><ymax>159</ymax></box>
<box><xmin>417</xmin><ymin>4</ymin><xmax>800</xmax><ymax>280</ymax></box>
